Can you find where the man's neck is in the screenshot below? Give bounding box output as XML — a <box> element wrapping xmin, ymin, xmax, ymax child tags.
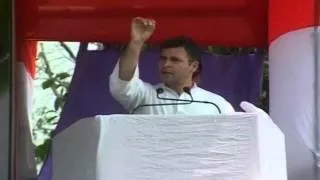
<box><xmin>165</xmin><ymin>82</ymin><xmax>194</xmax><ymax>95</ymax></box>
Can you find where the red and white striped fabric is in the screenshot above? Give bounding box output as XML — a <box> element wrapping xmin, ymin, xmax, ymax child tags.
<box><xmin>268</xmin><ymin>0</ymin><xmax>319</xmax><ymax>179</ymax></box>
<box><xmin>13</xmin><ymin>40</ymin><xmax>37</xmax><ymax>179</ymax></box>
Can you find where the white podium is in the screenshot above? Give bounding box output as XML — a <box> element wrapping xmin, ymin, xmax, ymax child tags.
<box><xmin>52</xmin><ymin>114</ymin><xmax>287</xmax><ymax>180</ymax></box>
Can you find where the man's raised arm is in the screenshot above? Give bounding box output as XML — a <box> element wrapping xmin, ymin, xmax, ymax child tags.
<box><xmin>109</xmin><ymin>17</ymin><xmax>156</xmax><ymax>111</ymax></box>
<box><xmin>118</xmin><ymin>40</ymin><xmax>144</xmax><ymax>81</ymax></box>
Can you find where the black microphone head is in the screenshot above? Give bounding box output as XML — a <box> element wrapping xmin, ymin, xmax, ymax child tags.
<box><xmin>156</xmin><ymin>88</ymin><xmax>164</xmax><ymax>94</ymax></box>
<box><xmin>183</xmin><ymin>87</ymin><xmax>191</xmax><ymax>94</ymax></box>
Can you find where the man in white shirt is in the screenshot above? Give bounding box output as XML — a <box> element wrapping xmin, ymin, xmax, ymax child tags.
<box><xmin>109</xmin><ymin>17</ymin><xmax>235</xmax><ymax>115</ymax></box>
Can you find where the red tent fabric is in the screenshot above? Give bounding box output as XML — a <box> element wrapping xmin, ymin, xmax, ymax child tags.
<box><xmin>18</xmin><ymin>0</ymin><xmax>268</xmax><ymax>47</ymax></box>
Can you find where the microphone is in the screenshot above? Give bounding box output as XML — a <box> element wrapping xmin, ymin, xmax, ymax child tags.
<box><xmin>156</xmin><ymin>87</ymin><xmax>193</xmax><ymax>103</ymax></box>
<box><xmin>131</xmin><ymin>88</ymin><xmax>191</xmax><ymax>114</ymax></box>
<box><xmin>182</xmin><ymin>87</ymin><xmax>222</xmax><ymax>114</ymax></box>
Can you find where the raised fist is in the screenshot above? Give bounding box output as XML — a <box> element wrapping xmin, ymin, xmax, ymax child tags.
<box><xmin>131</xmin><ymin>17</ymin><xmax>156</xmax><ymax>43</ymax></box>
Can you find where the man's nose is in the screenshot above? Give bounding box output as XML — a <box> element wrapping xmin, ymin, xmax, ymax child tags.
<box><xmin>162</xmin><ymin>60</ymin><xmax>172</xmax><ymax>68</ymax></box>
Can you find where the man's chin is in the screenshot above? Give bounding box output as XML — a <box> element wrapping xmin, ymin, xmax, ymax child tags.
<box><xmin>161</xmin><ymin>79</ymin><xmax>176</xmax><ymax>86</ymax></box>
<box><xmin>161</xmin><ymin>76</ymin><xmax>177</xmax><ymax>84</ymax></box>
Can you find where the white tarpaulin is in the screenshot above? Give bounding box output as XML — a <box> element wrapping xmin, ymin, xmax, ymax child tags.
<box><xmin>269</xmin><ymin>27</ymin><xmax>320</xmax><ymax>180</ymax></box>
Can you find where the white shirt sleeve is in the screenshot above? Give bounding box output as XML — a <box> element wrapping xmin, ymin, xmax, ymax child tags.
<box><xmin>204</xmin><ymin>90</ymin><xmax>235</xmax><ymax>114</ymax></box>
<box><xmin>109</xmin><ymin>61</ymin><xmax>151</xmax><ymax>111</ymax></box>
<box><xmin>220</xmin><ymin>100</ymin><xmax>235</xmax><ymax>114</ymax></box>
<box><xmin>209</xmin><ymin>94</ymin><xmax>235</xmax><ymax>114</ymax></box>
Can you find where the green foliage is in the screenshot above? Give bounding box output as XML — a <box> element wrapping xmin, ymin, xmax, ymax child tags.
<box><xmin>42</xmin><ymin>79</ymin><xmax>55</xmax><ymax>89</ymax></box>
<box><xmin>0</xmin><ymin>58</ymin><xmax>10</xmax><ymax>94</ymax></box>
<box><xmin>0</xmin><ymin>0</ymin><xmax>10</xmax><ymax>94</ymax></box>
<box><xmin>33</xmin><ymin>42</ymin><xmax>74</xmax><ymax>170</ymax></box>
<box><xmin>35</xmin><ymin>138</ymin><xmax>51</xmax><ymax>164</ymax></box>
<box><xmin>32</xmin><ymin>106</ymin><xmax>57</xmax><ymax>164</ymax></box>
<box><xmin>0</xmin><ymin>0</ymin><xmax>10</xmax><ymax>53</ymax></box>
<box><xmin>56</xmin><ymin>72</ymin><xmax>71</xmax><ymax>80</ymax></box>
<box><xmin>259</xmin><ymin>60</ymin><xmax>269</xmax><ymax>112</ymax></box>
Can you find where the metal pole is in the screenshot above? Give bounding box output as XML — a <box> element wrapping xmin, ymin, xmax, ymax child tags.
<box><xmin>10</xmin><ymin>0</ymin><xmax>16</xmax><ymax>177</ymax></box>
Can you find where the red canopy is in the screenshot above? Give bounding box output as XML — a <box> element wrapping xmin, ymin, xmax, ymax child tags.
<box><xmin>17</xmin><ymin>0</ymin><xmax>268</xmax><ymax>47</ymax></box>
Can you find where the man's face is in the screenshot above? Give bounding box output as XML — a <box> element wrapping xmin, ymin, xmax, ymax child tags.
<box><xmin>159</xmin><ymin>47</ymin><xmax>198</xmax><ymax>86</ymax></box>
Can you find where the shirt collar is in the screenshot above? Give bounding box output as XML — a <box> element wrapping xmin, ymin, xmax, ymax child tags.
<box><xmin>159</xmin><ymin>83</ymin><xmax>199</xmax><ymax>94</ymax></box>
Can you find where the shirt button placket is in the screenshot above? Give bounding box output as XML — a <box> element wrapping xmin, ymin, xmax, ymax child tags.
<box><xmin>177</xmin><ymin>95</ymin><xmax>184</xmax><ymax>113</ymax></box>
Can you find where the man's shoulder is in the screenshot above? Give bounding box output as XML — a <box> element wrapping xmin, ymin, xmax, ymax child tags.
<box><xmin>194</xmin><ymin>87</ymin><xmax>224</xmax><ymax>99</ymax></box>
<box><xmin>139</xmin><ymin>82</ymin><xmax>161</xmax><ymax>92</ymax></box>
<box><xmin>195</xmin><ymin>87</ymin><xmax>235</xmax><ymax>112</ymax></box>
<box><xmin>153</xmin><ymin>83</ymin><xmax>164</xmax><ymax>89</ymax></box>
<box><xmin>194</xmin><ymin>87</ymin><xmax>231</xmax><ymax>104</ymax></box>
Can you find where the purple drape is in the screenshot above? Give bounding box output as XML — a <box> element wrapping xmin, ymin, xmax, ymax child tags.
<box><xmin>37</xmin><ymin>43</ymin><xmax>263</xmax><ymax>180</ymax></box>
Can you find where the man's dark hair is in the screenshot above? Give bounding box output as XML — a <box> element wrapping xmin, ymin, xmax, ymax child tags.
<box><xmin>159</xmin><ymin>36</ymin><xmax>202</xmax><ymax>82</ymax></box>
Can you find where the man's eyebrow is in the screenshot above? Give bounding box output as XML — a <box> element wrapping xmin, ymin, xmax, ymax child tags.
<box><xmin>160</xmin><ymin>55</ymin><xmax>183</xmax><ymax>61</ymax></box>
<box><xmin>171</xmin><ymin>56</ymin><xmax>181</xmax><ymax>60</ymax></box>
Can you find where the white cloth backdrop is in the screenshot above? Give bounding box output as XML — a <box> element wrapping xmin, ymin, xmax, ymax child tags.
<box><xmin>269</xmin><ymin>27</ymin><xmax>319</xmax><ymax>180</ymax></box>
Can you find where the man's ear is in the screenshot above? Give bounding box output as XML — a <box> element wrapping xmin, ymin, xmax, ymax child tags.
<box><xmin>191</xmin><ymin>61</ymin><xmax>199</xmax><ymax>72</ymax></box>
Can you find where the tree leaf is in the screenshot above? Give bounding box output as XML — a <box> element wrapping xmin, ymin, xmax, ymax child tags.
<box><xmin>42</xmin><ymin>79</ymin><xmax>55</xmax><ymax>89</ymax></box>
<box><xmin>47</xmin><ymin>115</ymin><xmax>57</xmax><ymax>123</ymax></box>
<box><xmin>35</xmin><ymin>139</ymin><xmax>51</xmax><ymax>161</ymax></box>
<box><xmin>55</xmin><ymin>72</ymin><xmax>70</xmax><ymax>80</ymax></box>
<box><xmin>54</xmin><ymin>98</ymin><xmax>60</xmax><ymax>111</ymax></box>
<box><xmin>54</xmin><ymin>97</ymin><xmax>65</xmax><ymax>111</ymax></box>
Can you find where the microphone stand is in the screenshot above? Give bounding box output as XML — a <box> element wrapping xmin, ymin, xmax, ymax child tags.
<box><xmin>131</xmin><ymin>88</ymin><xmax>191</xmax><ymax>114</ymax></box>
<box><xmin>131</xmin><ymin>87</ymin><xmax>221</xmax><ymax>114</ymax></box>
<box><xmin>131</xmin><ymin>101</ymin><xmax>191</xmax><ymax>114</ymax></box>
<box><xmin>167</xmin><ymin>87</ymin><xmax>222</xmax><ymax>114</ymax></box>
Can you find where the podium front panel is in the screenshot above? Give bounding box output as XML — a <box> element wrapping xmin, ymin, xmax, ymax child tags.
<box><xmin>53</xmin><ymin>114</ymin><xmax>286</xmax><ymax>180</ymax></box>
